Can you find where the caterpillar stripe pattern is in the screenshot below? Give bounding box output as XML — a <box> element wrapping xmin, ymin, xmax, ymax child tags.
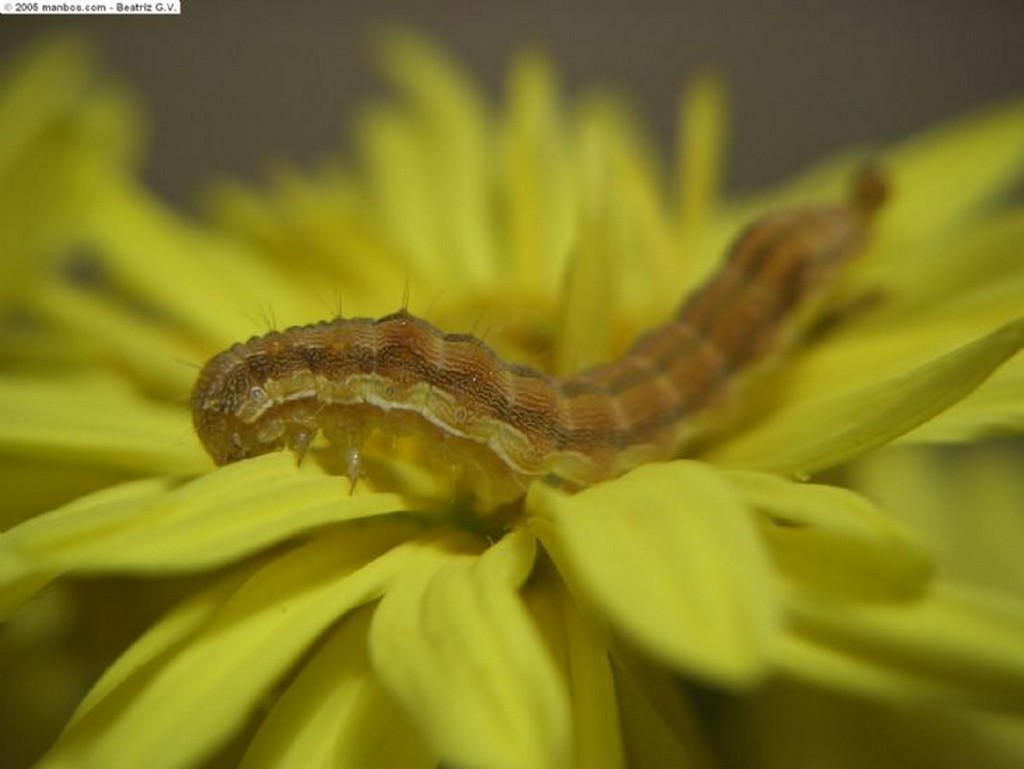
<box><xmin>191</xmin><ymin>167</ymin><xmax>887</xmax><ymax>496</ymax></box>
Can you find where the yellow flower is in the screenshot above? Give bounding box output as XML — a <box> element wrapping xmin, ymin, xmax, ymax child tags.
<box><xmin>1</xmin><ymin>30</ymin><xmax>1023</xmax><ymax>769</ymax></box>
<box><xmin>727</xmin><ymin>441</ymin><xmax>1024</xmax><ymax>769</ymax></box>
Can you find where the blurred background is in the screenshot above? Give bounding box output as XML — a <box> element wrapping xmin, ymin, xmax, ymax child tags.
<box><xmin>1</xmin><ymin>0</ymin><xmax>1021</xmax><ymax>205</ymax></box>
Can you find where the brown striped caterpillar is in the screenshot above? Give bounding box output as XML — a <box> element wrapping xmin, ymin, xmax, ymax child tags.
<box><xmin>191</xmin><ymin>167</ymin><xmax>887</xmax><ymax>498</ymax></box>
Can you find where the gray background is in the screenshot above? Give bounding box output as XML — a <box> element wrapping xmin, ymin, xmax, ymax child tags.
<box><xmin>1</xmin><ymin>0</ymin><xmax>1021</xmax><ymax>205</ymax></box>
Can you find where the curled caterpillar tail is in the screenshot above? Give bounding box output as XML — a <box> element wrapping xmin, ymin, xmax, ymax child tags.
<box><xmin>852</xmin><ymin>162</ymin><xmax>889</xmax><ymax>216</ymax></box>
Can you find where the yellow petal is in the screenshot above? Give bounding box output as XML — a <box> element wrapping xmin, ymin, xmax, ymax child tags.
<box><xmin>32</xmin><ymin>280</ymin><xmax>202</xmax><ymax>398</ymax></box>
<box><xmin>0</xmin><ymin>36</ymin><xmax>85</xmax><ymax>173</ymax></box>
<box><xmin>675</xmin><ymin>74</ymin><xmax>727</xmax><ymax>277</ymax></box>
<box><xmin>738</xmin><ymin>677</ymin><xmax>1024</xmax><ymax>769</ymax></box>
<box><xmin>738</xmin><ymin>102</ymin><xmax>1023</xmax><ymax>242</ymax></box>
<box><xmin>571</xmin><ymin>97</ymin><xmax>678</xmax><ymax>325</ymax></box>
<box><xmin>498</xmin><ymin>51</ymin><xmax>574</xmax><ymax>293</ymax></box>
<box><xmin>78</xmin><ymin>176</ymin><xmax>316</xmax><ymax>346</ymax></box>
<box><xmin>370</xmin><ymin>527</ymin><xmax>570</xmax><ymax>769</ymax></box>
<box><xmin>611</xmin><ymin>140</ymin><xmax>681</xmax><ymax>322</ymax></box>
<box><xmin>0</xmin><ymin>453</ymin><xmax>411</xmax><ymax>616</ymax></box>
<box><xmin>530</xmin><ymin>461</ymin><xmax>779</xmax><ymax>686</ymax></box>
<box><xmin>727</xmin><ymin>471</ymin><xmax>933</xmax><ymax>600</ymax></box>
<box><xmin>240</xmin><ymin>605</ymin><xmax>434</xmax><ymax>769</ymax></box>
<box><xmin>612</xmin><ymin>646</ymin><xmax>716</xmax><ymax>769</ymax></box>
<box><xmin>556</xmin><ymin>116</ymin><xmax>619</xmax><ymax>373</ymax></box>
<box><xmin>556</xmin><ymin>584</ymin><xmax>624</xmax><ymax>769</ymax></box>
<box><xmin>850</xmin><ymin>443</ymin><xmax>1024</xmax><ymax>598</ymax></box>
<box><xmin>0</xmin><ymin>39</ymin><xmax>139</xmax><ymax>305</ymax></box>
<box><xmin>880</xmin><ymin>102</ymin><xmax>1024</xmax><ymax>243</ymax></box>
<box><xmin>776</xmin><ymin>211</ymin><xmax>1024</xmax><ymax>411</ymax></box>
<box><xmin>902</xmin><ymin>352</ymin><xmax>1024</xmax><ymax>443</ymax></box>
<box><xmin>773</xmin><ymin>312</ymin><xmax>1023</xmax><ymax>417</ymax></box>
<box><xmin>371</xmin><ymin>29</ymin><xmax>495</xmax><ymax>286</ymax></box>
<box><xmin>37</xmin><ymin>524</ymin><xmax>414</xmax><ymax>769</ymax></box>
<box><xmin>854</xmin><ymin>208</ymin><xmax>1024</xmax><ymax>318</ymax></box>
<box><xmin>0</xmin><ymin>455</ymin><xmax>133</xmax><ymax>528</ymax></box>
<box><xmin>0</xmin><ymin>375</ymin><xmax>208</xmax><ymax>475</ymax></box>
<box><xmin>778</xmin><ymin>583</ymin><xmax>1024</xmax><ymax>707</ymax></box>
<box><xmin>69</xmin><ymin>564</ymin><xmax>256</xmax><ymax>729</ymax></box>
<box><xmin>526</xmin><ymin>573</ymin><xmax>625</xmax><ymax>769</ymax></box>
<box><xmin>221</xmin><ymin>167</ymin><xmax>408</xmax><ymax>309</ymax></box>
<box><xmin>700</xmin><ymin>103</ymin><xmax>1024</xmax><ymax>299</ymax></box>
<box><xmin>0</xmin><ymin>36</ymin><xmax>132</xmax><ymax>181</ymax></box>
<box><xmin>356</xmin><ymin>104</ymin><xmax>442</xmax><ymax>284</ymax></box>
<box><xmin>708</xmin><ymin>318</ymin><xmax>1024</xmax><ymax>475</ymax></box>
<box><xmin>0</xmin><ymin>476</ymin><xmax>168</xmax><ymax>619</ymax></box>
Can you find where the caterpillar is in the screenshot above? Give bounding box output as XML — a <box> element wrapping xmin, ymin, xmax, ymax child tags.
<box><xmin>191</xmin><ymin>166</ymin><xmax>887</xmax><ymax>498</ymax></box>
